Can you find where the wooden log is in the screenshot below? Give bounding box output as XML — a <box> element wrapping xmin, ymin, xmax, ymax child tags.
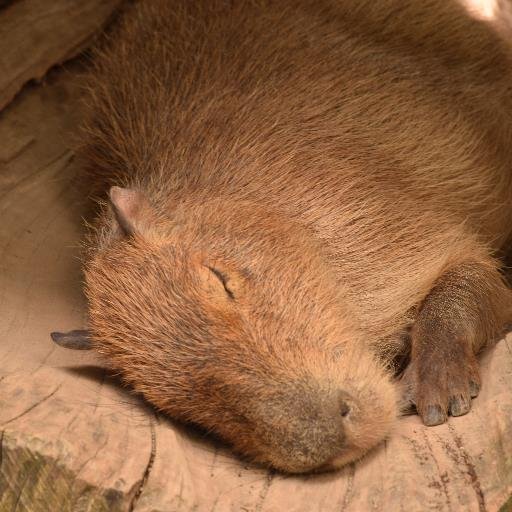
<box><xmin>0</xmin><ymin>52</ymin><xmax>511</xmax><ymax>512</ymax></box>
<box><xmin>0</xmin><ymin>370</ymin><xmax>154</xmax><ymax>512</ymax></box>
<box><xmin>0</xmin><ymin>0</ymin><xmax>122</xmax><ymax>111</ymax></box>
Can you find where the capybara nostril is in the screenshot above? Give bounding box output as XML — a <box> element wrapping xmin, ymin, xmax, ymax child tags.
<box><xmin>339</xmin><ymin>400</ymin><xmax>351</xmax><ymax>418</ymax></box>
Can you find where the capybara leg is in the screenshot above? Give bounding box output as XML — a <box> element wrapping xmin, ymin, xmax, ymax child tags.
<box><xmin>406</xmin><ymin>260</ymin><xmax>512</xmax><ymax>426</ymax></box>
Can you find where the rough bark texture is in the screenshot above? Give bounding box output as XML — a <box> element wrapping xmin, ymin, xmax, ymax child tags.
<box><xmin>1</xmin><ymin>3</ymin><xmax>512</xmax><ymax>511</ymax></box>
<box><xmin>0</xmin><ymin>0</ymin><xmax>121</xmax><ymax>110</ymax></box>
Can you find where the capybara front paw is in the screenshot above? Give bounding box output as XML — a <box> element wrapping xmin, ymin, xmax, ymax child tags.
<box><xmin>401</xmin><ymin>352</ymin><xmax>481</xmax><ymax>426</ymax></box>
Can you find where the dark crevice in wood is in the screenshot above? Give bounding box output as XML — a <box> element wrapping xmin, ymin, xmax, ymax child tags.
<box><xmin>448</xmin><ymin>425</ymin><xmax>487</xmax><ymax>512</ymax></box>
<box><xmin>129</xmin><ymin>412</ymin><xmax>158</xmax><ymax>512</ymax></box>
<box><xmin>255</xmin><ymin>470</ymin><xmax>275</xmax><ymax>512</ymax></box>
<box><xmin>0</xmin><ymin>1</ymin><xmax>123</xmax><ymax>112</ymax></box>
<box><xmin>421</xmin><ymin>429</ymin><xmax>451</xmax><ymax>508</ymax></box>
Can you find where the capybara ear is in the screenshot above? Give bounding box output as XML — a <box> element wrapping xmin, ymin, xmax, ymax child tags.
<box><xmin>50</xmin><ymin>330</ymin><xmax>92</xmax><ymax>350</ymax></box>
<box><xmin>109</xmin><ymin>186</ymin><xmax>155</xmax><ymax>237</ymax></box>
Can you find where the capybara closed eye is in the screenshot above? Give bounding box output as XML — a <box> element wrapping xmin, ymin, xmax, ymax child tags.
<box><xmin>65</xmin><ymin>0</ymin><xmax>512</xmax><ymax>472</ymax></box>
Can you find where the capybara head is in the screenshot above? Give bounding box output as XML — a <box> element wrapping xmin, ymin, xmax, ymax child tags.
<box><xmin>84</xmin><ymin>186</ymin><xmax>398</xmax><ymax>472</ymax></box>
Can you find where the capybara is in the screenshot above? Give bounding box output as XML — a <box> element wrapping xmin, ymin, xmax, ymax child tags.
<box><xmin>54</xmin><ymin>0</ymin><xmax>512</xmax><ymax>473</ymax></box>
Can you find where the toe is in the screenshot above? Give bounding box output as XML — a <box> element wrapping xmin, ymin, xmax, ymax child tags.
<box><xmin>422</xmin><ymin>404</ymin><xmax>447</xmax><ymax>426</ymax></box>
<box><xmin>469</xmin><ymin>380</ymin><xmax>480</xmax><ymax>398</ymax></box>
<box><xmin>448</xmin><ymin>394</ymin><xmax>471</xmax><ymax>417</ymax></box>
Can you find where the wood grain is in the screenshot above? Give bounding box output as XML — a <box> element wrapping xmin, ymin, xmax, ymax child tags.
<box><xmin>0</xmin><ymin>0</ymin><xmax>121</xmax><ymax>111</ymax></box>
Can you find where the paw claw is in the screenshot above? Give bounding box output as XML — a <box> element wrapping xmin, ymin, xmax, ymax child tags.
<box><xmin>469</xmin><ymin>380</ymin><xmax>480</xmax><ymax>398</ymax></box>
<box><xmin>449</xmin><ymin>395</ymin><xmax>471</xmax><ymax>417</ymax></box>
<box><xmin>423</xmin><ymin>404</ymin><xmax>447</xmax><ymax>426</ymax></box>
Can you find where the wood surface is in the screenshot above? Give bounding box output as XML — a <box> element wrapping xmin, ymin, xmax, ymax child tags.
<box><xmin>0</xmin><ymin>3</ymin><xmax>511</xmax><ymax>512</ymax></box>
<box><xmin>0</xmin><ymin>0</ymin><xmax>121</xmax><ymax>110</ymax></box>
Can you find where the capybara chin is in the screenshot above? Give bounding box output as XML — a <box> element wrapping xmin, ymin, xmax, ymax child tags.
<box><xmin>59</xmin><ymin>0</ymin><xmax>512</xmax><ymax>472</ymax></box>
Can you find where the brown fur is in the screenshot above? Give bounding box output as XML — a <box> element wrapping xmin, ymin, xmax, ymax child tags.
<box><xmin>79</xmin><ymin>0</ymin><xmax>512</xmax><ymax>472</ymax></box>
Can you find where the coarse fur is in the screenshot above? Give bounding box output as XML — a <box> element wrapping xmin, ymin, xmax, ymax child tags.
<box><xmin>79</xmin><ymin>0</ymin><xmax>512</xmax><ymax>472</ymax></box>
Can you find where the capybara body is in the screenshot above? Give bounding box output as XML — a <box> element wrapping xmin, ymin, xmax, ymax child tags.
<box><xmin>80</xmin><ymin>0</ymin><xmax>512</xmax><ymax>472</ymax></box>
